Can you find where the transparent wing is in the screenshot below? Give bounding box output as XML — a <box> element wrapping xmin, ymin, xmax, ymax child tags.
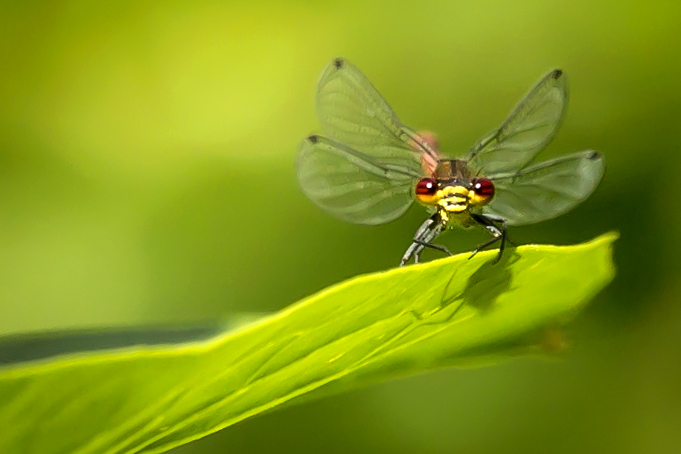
<box><xmin>296</xmin><ymin>135</ymin><xmax>420</xmax><ymax>225</ymax></box>
<box><xmin>483</xmin><ymin>151</ymin><xmax>604</xmax><ymax>225</ymax></box>
<box><xmin>316</xmin><ymin>58</ymin><xmax>439</xmax><ymax>174</ymax></box>
<box><xmin>465</xmin><ymin>69</ymin><xmax>568</xmax><ymax>175</ymax></box>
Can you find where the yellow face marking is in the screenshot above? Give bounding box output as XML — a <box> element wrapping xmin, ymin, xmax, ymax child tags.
<box><xmin>437</xmin><ymin>186</ymin><xmax>470</xmax><ymax>213</ymax></box>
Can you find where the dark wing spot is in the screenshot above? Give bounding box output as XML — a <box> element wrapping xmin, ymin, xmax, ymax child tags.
<box><xmin>333</xmin><ymin>58</ymin><xmax>344</xmax><ymax>69</ymax></box>
<box><xmin>587</xmin><ymin>151</ymin><xmax>601</xmax><ymax>160</ymax></box>
<box><xmin>308</xmin><ymin>135</ymin><xmax>319</xmax><ymax>144</ymax></box>
<box><xmin>551</xmin><ymin>69</ymin><xmax>564</xmax><ymax>80</ymax></box>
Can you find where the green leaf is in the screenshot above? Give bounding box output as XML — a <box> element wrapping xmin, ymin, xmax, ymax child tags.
<box><xmin>0</xmin><ymin>233</ymin><xmax>617</xmax><ymax>454</ymax></box>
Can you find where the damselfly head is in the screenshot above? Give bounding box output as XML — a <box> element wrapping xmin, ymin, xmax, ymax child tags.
<box><xmin>415</xmin><ymin>176</ymin><xmax>495</xmax><ymax>213</ymax></box>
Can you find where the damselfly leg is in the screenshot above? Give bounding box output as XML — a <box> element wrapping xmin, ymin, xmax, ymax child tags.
<box><xmin>400</xmin><ymin>213</ymin><xmax>451</xmax><ymax>266</ymax></box>
<box><xmin>469</xmin><ymin>213</ymin><xmax>509</xmax><ymax>263</ymax></box>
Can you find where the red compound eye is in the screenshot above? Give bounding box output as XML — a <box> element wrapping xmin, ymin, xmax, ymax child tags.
<box><xmin>473</xmin><ymin>178</ymin><xmax>495</xmax><ymax>197</ymax></box>
<box><xmin>415</xmin><ymin>178</ymin><xmax>437</xmax><ymax>196</ymax></box>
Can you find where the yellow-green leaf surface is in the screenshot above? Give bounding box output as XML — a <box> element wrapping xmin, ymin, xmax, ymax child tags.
<box><xmin>0</xmin><ymin>233</ymin><xmax>617</xmax><ymax>454</ymax></box>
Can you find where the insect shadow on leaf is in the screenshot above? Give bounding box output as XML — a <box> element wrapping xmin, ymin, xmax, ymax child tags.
<box><xmin>410</xmin><ymin>248</ymin><xmax>520</xmax><ymax>324</ymax></box>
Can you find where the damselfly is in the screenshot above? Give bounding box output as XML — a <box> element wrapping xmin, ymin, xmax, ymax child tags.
<box><xmin>297</xmin><ymin>58</ymin><xmax>604</xmax><ymax>265</ymax></box>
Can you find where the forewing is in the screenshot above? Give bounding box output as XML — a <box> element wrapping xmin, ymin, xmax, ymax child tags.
<box><xmin>296</xmin><ymin>135</ymin><xmax>419</xmax><ymax>225</ymax></box>
<box><xmin>316</xmin><ymin>58</ymin><xmax>438</xmax><ymax>174</ymax></box>
<box><xmin>484</xmin><ymin>151</ymin><xmax>604</xmax><ymax>225</ymax></box>
<box><xmin>466</xmin><ymin>69</ymin><xmax>568</xmax><ymax>174</ymax></box>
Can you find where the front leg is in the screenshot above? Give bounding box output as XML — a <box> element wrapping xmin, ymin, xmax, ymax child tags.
<box><xmin>400</xmin><ymin>212</ymin><xmax>448</xmax><ymax>266</ymax></box>
<box><xmin>469</xmin><ymin>213</ymin><xmax>509</xmax><ymax>263</ymax></box>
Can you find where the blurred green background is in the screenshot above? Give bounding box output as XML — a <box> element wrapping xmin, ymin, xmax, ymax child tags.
<box><xmin>1</xmin><ymin>0</ymin><xmax>680</xmax><ymax>453</ymax></box>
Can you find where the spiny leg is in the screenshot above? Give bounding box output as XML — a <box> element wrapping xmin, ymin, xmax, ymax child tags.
<box><xmin>401</xmin><ymin>215</ymin><xmax>441</xmax><ymax>266</ymax></box>
<box><xmin>483</xmin><ymin>213</ymin><xmax>516</xmax><ymax>248</ymax></box>
<box><xmin>401</xmin><ymin>214</ymin><xmax>436</xmax><ymax>265</ymax></box>
<box><xmin>413</xmin><ymin>240</ymin><xmax>452</xmax><ymax>257</ymax></box>
<box><xmin>414</xmin><ymin>221</ymin><xmax>449</xmax><ymax>259</ymax></box>
<box><xmin>469</xmin><ymin>213</ymin><xmax>509</xmax><ymax>263</ymax></box>
<box><xmin>400</xmin><ymin>213</ymin><xmax>447</xmax><ymax>266</ymax></box>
